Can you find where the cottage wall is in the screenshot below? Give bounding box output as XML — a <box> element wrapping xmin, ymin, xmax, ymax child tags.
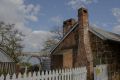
<box><xmin>63</xmin><ymin>49</ymin><xmax>73</xmax><ymax>68</ymax></box>
<box><xmin>51</xmin><ymin>55</ymin><xmax>63</xmax><ymax>69</ymax></box>
<box><xmin>89</xmin><ymin>32</ymin><xmax>120</xmax><ymax>80</ymax></box>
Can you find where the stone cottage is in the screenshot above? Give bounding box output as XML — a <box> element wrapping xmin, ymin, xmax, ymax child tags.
<box><xmin>50</xmin><ymin>7</ymin><xmax>120</xmax><ymax>80</ymax></box>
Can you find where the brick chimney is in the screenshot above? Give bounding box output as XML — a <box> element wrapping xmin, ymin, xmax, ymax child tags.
<box><xmin>78</xmin><ymin>7</ymin><xmax>89</xmax><ymax>27</ymax></box>
<box><xmin>63</xmin><ymin>18</ymin><xmax>76</xmax><ymax>35</ymax></box>
<box><xmin>77</xmin><ymin>7</ymin><xmax>94</xmax><ymax>80</ymax></box>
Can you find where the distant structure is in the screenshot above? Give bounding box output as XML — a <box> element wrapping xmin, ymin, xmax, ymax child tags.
<box><xmin>0</xmin><ymin>48</ymin><xmax>16</xmax><ymax>74</ymax></box>
<box><xmin>20</xmin><ymin>52</ymin><xmax>51</xmax><ymax>70</ymax></box>
<box><xmin>50</xmin><ymin>7</ymin><xmax>120</xmax><ymax>80</ymax></box>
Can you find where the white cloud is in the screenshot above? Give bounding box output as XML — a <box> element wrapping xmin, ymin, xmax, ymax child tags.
<box><xmin>0</xmin><ymin>0</ymin><xmax>40</xmax><ymax>36</ymax></box>
<box><xmin>113</xmin><ymin>25</ymin><xmax>120</xmax><ymax>34</ymax></box>
<box><xmin>112</xmin><ymin>8</ymin><xmax>120</xmax><ymax>22</ymax></box>
<box><xmin>0</xmin><ymin>0</ymin><xmax>40</xmax><ymax>24</ymax></box>
<box><xmin>91</xmin><ymin>24</ymin><xmax>98</xmax><ymax>28</ymax></box>
<box><xmin>0</xmin><ymin>0</ymin><xmax>52</xmax><ymax>52</ymax></box>
<box><xmin>67</xmin><ymin>0</ymin><xmax>98</xmax><ymax>9</ymax></box>
<box><xmin>112</xmin><ymin>8</ymin><xmax>120</xmax><ymax>34</ymax></box>
<box><xmin>51</xmin><ymin>16</ymin><xmax>63</xmax><ymax>25</ymax></box>
<box><xmin>23</xmin><ymin>30</ymin><xmax>53</xmax><ymax>52</ymax></box>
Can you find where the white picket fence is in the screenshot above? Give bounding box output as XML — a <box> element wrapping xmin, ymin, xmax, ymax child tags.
<box><xmin>0</xmin><ymin>67</ymin><xmax>87</xmax><ymax>80</ymax></box>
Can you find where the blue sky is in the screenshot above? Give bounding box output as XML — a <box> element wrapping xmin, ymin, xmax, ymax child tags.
<box><xmin>0</xmin><ymin>0</ymin><xmax>120</xmax><ymax>52</ymax></box>
<box><xmin>25</xmin><ymin>0</ymin><xmax>120</xmax><ymax>31</ymax></box>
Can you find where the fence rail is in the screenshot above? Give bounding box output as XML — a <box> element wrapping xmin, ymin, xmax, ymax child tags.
<box><xmin>0</xmin><ymin>67</ymin><xmax>87</xmax><ymax>80</ymax></box>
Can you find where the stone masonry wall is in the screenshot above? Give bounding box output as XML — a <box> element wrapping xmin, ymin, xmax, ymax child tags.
<box><xmin>89</xmin><ymin>32</ymin><xmax>120</xmax><ymax>80</ymax></box>
<box><xmin>51</xmin><ymin>55</ymin><xmax>63</xmax><ymax>69</ymax></box>
<box><xmin>63</xmin><ymin>49</ymin><xmax>73</xmax><ymax>68</ymax></box>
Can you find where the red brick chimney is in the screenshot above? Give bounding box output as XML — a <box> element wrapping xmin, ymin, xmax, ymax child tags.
<box><xmin>77</xmin><ymin>7</ymin><xmax>94</xmax><ymax>80</ymax></box>
<box><xmin>63</xmin><ymin>18</ymin><xmax>76</xmax><ymax>35</ymax></box>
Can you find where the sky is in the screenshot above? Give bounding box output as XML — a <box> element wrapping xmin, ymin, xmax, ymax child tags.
<box><xmin>0</xmin><ymin>0</ymin><xmax>120</xmax><ymax>52</ymax></box>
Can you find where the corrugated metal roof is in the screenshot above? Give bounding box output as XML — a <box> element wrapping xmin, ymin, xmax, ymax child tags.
<box><xmin>0</xmin><ymin>48</ymin><xmax>14</xmax><ymax>62</ymax></box>
<box><xmin>89</xmin><ymin>27</ymin><xmax>120</xmax><ymax>42</ymax></box>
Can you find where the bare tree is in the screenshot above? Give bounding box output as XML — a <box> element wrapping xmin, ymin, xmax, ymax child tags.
<box><xmin>51</xmin><ymin>26</ymin><xmax>63</xmax><ymax>40</ymax></box>
<box><xmin>41</xmin><ymin>26</ymin><xmax>63</xmax><ymax>53</ymax></box>
<box><xmin>0</xmin><ymin>22</ymin><xmax>24</xmax><ymax>62</ymax></box>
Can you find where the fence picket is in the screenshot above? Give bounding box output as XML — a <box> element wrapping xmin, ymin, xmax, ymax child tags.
<box><xmin>18</xmin><ymin>73</ymin><xmax>22</xmax><ymax>80</ymax></box>
<box><xmin>74</xmin><ymin>68</ymin><xmax>77</xmax><ymax>80</ymax></box>
<box><xmin>12</xmin><ymin>73</ymin><xmax>16</xmax><ymax>80</ymax></box>
<box><xmin>69</xmin><ymin>68</ymin><xmax>72</xmax><ymax>80</ymax></box>
<box><xmin>0</xmin><ymin>75</ymin><xmax>4</xmax><ymax>80</ymax></box>
<box><xmin>61</xmin><ymin>69</ymin><xmax>64</xmax><ymax>80</ymax></box>
<box><xmin>44</xmin><ymin>70</ymin><xmax>48</xmax><ymax>80</ymax></box>
<box><xmin>72</xmin><ymin>68</ymin><xmax>74</xmax><ymax>80</ymax></box>
<box><xmin>6</xmin><ymin>74</ymin><xmax>10</xmax><ymax>80</ymax></box>
<box><xmin>36</xmin><ymin>72</ymin><xmax>40</xmax><ymax>80</ymax></box>
<box><xmin>51</xmin><ymin>70</ymin><xmax>54</xmax><ymax>80</ymax></box>
<box><xmin>28</xmin><ymin>72</ymin><xmax>32</xmax><ymax>80</ymax></box>
<box><xmin>52</xmin><ymin>70</ymin><xmax>56</xmax><ymax>80</ymax></box>
<box><xmin>48</xmin><ymin>70</ymin><xmax>52</xmax><ymax>80</ymax></box>
<box><xmin>58</xmin><ymin>69</ymin><xmax>61</xmax><ymax>80</ymax></box>
<box><xmin>56</xmin><ymin>70</ymin><xmax>59</xmax><ymax>80</ymax></box>
<box><xmin>76</xmin><ymin>68</ymin><xmax>79</xmax><ymax>80</ymax></box>
<box><xmin>67</xmin><ymin>69</ymin><xmax>69</xmax><ymax>80</ymax></box>
<box><xmin>0</xmin><ymin>67</ymin><xmax>87</xmax><ymax>80</ymax></box>
<box><xmin>41</xmin><ymin>71</ymin><xmax>44</xmax><ymax>80</ymax></box>
<box><xmin>23</xmin><ymin>72</ymin><xmax>27</xmax><ymax>80</ymax></box>
<box><xmin>33</xmin><ymin>72</ymin><xmax>36</xmax><ymax>80</ymax></box>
